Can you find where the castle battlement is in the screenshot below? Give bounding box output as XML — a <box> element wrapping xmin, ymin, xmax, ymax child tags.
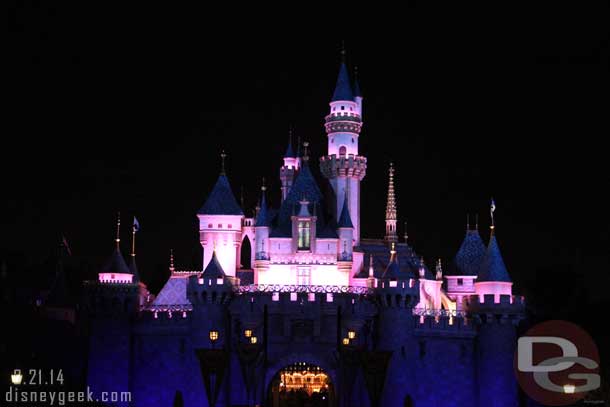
<box><xmin>413</xmin><ymin>314</ymin><xmax>476</xmax><ymax>338</ymax></box>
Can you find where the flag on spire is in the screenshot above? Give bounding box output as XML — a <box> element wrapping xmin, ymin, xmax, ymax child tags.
<box><xmin>490</xmin><ymin>198</ymin><xmax>496</xmax><ymax>228</ymax></box>
<box><xmin>133</xmin><ymin>216</ymin><xmax>140</xmax><ymax>232</ymax></box>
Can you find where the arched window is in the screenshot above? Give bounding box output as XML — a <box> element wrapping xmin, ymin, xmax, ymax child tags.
<box><xmin>339</xmin><ymin>146</ymin><xmax>347</xmax><ymax>156</ymax></box>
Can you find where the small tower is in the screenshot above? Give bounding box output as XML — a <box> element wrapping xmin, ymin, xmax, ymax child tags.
<box><xmin>475</xmin><ymin>224</ymin><xmax>513</xmax><ymax>301</ymax></box>
<box><xmin>254</xmin><ymin>180</ymin><xmax>270</xmax><ymax>261</ymax></box>
<box><xmin>319</xmin><ymin>53</ymin><xmax>367</xmax><ymax>244</ymax></box>
<box><xmin>280</xmin><ymin>130</ymin><xmax>300</xmax><ymax>201</ymax></box>
<box><xmin>337</xmin><ymin>191</ymin><xmax>354</xmax><ymax>261</ymax></box>
<box><xmin>197</xmin><ymin>152</ymin><xmax>244</xmax><ymax>277</ymax></box>
<box><xmin>445</xmin><ymin>216</ymin><xmax>485</xmax><ymax>310</ymax></box>
<box><xmin>384</xmin><ymin>163</ymin><xmax>398</xmax><ymax>244</ymax></box>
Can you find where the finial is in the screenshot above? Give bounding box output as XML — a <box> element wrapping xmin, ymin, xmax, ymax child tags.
<box><xmin>466</xmin><ymin>213</ymin><xmax>470</xmax><ymax>231</ymax></box>
<box><xmin>391</xmin><ymin>242</ymin><xmax>396</xmax><ymax>254</ymax></box>
<box><xmin>115</xmin><ymin>212</ymin><xmax>121</xmax><ymax>248</ymax></box>
<box><xmin>296</xmin><ymin>134</ymin><xmax>302</xmax><ymax>157</ymax></box>
<box><xmin>261</xmin><ymin>177</ymin><xmax>267</xmax><ymax>192</ymax></box>
<box><xmin>131</xmin><ymin>216</ymin><xmax>139</xmax><ymax>257</ymax></box>
<box><xmin>340</xmin><ymin>40</ymin><xmax>346</xmax><ymax>63</ymax></box>
<box><xmin>403</xmin><ymin>220</ymin><xmax>408</xmax><ymax>243</ymax></box>
<box><xmin>302</xmin><ymin>141</ymin><xmax>309</xmax><ymax>162</ymax></box>
<box><xmin>169</xmin><ymin>249</ymin><xmax>175</xmax><ymax>272</ymax></box>
<box><xmin>220</xmin><ymin>150</ymin><xmax>227</xmax><ymax>175</ymax></box>
<box><xmin>475</xmin><ymin>214</ymin><xmax>479</xmax><ymax>231</ymax></box>
<box><xmin>490</xmin><ymin>198</ymin><xmax>496</xmax><ymax>231</ymax></box>
<box><xmin>436</xmin><ymin>258</ymin><xmax>443</xmax><ymax>280</ymax></box>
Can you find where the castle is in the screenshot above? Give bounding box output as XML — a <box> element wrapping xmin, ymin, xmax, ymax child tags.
<box><xmin>82</xmin><ymin>58</ymin><xmax>525</xmax><ymax>407</ymax></box>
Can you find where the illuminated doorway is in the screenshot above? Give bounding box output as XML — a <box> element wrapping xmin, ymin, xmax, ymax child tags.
<box><xmin>268</xmin><ymin>362</ymin><xmax>335</xmax><ymax>407</ymax></box>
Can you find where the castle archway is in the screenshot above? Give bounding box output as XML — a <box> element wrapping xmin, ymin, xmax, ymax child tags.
<box><xmin>267</xmin><ymin>362</ymin><xmax>335</xmax><ymax>407</ymax></box>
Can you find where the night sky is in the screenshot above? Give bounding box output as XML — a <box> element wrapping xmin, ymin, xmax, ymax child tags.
<box><xmin>5</xmin><ymin>2</ymin><xmax>609</xmax><ymax>302</ymax></box>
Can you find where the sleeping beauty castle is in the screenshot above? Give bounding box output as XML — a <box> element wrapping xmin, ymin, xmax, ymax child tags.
<box><xmin>81</xmin><ymin>57</ymin><xmax>525</xmax><ymax>407</ymax></box>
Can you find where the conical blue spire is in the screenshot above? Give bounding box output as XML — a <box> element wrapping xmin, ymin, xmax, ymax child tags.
<box><xmin>202</xmin><ymin>251</ymin><xmax>226</xmax><ymax>279</ymax></box>
<box><xmin>101</xmin><ymin>248</ymin><xmax>131</xmax><ymax>275</ymax></box>
<box><xmin>478</xmin><ymin>233</ymin><xmax>511</xmax><ymax>282</ymax></box>
<box><xmin>450</xmin><ymin>229</ymin><xmax>486</xmax><ymax>276</ymax></box>
<box><xmin>337</xmin><ymin>193</ymin><xmax>353</xmax><ymax>228</ymax></box>
<box><xmin>331</xmin><ymin>62</ymin><xmax>354</xmax><ymax>102</ymax></box>
<box><xmin>198</xmin><ymin>174</ymin><xmax>244</xmax><ymax>216</ymax></box>
<box><xmin>284</xmin><ymin>140</ymin><xmax>295</xmax><ymax>158</ymax></box>
<box><xmin>255</xmin><ymin>185</ymin><xmax>271</xmax><ymax>227</ymax></box>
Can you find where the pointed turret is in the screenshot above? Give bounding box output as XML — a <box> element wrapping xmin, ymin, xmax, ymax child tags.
<box><xmin>198</xmin><ymin>173</ymin><xmax>244</xmax><ymax>216</ymax></box>
<box><xmin>202</xmin><ymin>250</ymin><xmax>227</xmax><ymax>279</ymax></box>
<box><xmin>337</xmin><ymin>192</ymin><xmax>354</xmax><ymax>229</ymax></box>
<box><xmin>331</xmin><ymin>61</ymin><xmax>354</xmax><ymax>102</ymax></box>
<box><xmin>384</xmin><ymin>163</ymin><xmax>398</xmax><ymax>244</ymax></box>
<box><xmin>255</xmin><ymin>180</ymin><xmax>271</xmax><ymax>227</ymax></box>
<box><xmin>281</xmin><ymin>129</ymin><xmax>300</xmax><ymax>200</ymax></box>
<box><xmin>382</xmin><ymin>243</ymin><xmax>403</xmax><ymax>280</ymax></box>
<box><xmin>478</xmin><ymin>232</ymin><xmax>511</xmax><ymax>283</ymax></box>
<box><xmin>449</xmin><ymin>222</ymin><xmax>486</xmax><ymax>277</ymax></box>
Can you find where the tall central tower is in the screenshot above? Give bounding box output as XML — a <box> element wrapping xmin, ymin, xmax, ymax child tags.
<box><xmin>319</xmin><ymin>57</ymin><xmax>367</xmax><ymax>245</ymax></box>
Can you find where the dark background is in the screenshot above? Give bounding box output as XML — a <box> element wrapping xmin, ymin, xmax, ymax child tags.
<box><xmin>4</xmin><ymin>3</ymin><xmax>609</xmax><ymax>311</ymax></box>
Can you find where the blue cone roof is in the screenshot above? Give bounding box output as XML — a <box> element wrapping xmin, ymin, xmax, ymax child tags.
<box><xmin>450</xmin><ymin>230</ymin><xmax>486</xmax><ymax>276</ymax></box>
<box><xmin>128</xmin><ymin>255</ymin><xmax>140</xmax><ymax>282</ymax></box>
<box><xmin>198</xmin><ymin>174</ymin><xmax>244</xmax><ymax>216</ymax></box>
<box><xmin>337</xmin><ymin>196</ymin><xmax>353</xmax><ymax>228</ymax></box>
<box><xmin>256</xmin><ymin>191</ymin><xmax>271</xmax><ymax>227</ymax></box>
<box><xmin>285</xmin><ymin>140</ymin><xmax>296</xmax><ymax>158</ymax></box>
<box><xmin>331</xmin><ymin>63</ymin><xmax>354</xmax><ymax>102</ymax></box>
<box><xmin>202</xmin><ymin>251</ymin><xmax>226</xmax><ymax>279</ymax></box>
<box><xmin>101</xmin><ymin>248</ymin><xmax>131</xmax><ymax>275</ymax></box>
<box><xmin>478</xmin><ymin>234</ymin><xmax>511</xmax><ymax>282</ymax></box>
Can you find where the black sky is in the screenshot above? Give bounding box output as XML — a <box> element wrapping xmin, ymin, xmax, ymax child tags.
<box><xmin>4</xmin><ymin>2</ymin><xmax>609</xmax><ymax>297</ymax></box>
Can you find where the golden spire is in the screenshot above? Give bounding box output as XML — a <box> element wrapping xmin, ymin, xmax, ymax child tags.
<box><xmin>384</xmin><ymin>163</ymin><xmax>398</xmax><ymax>243</ymax></box>
<box><xmin>169</xmin><ymin>249</ymin><xmax>175</xmax><ymax>273</ymax></box>
<box><xmin>302</xmin><ymin>141</ymin><xmax>309</xmax><ymax>162</ymax></box>
<box><xmin>115</xmin><ymin>212</ymin><xmax>121</xmax><ymax>249</ymax></box>
<box><xmin>131</xmin><ymin>219</ymin><xmax>136</xmax><ymax>257</ymax></box>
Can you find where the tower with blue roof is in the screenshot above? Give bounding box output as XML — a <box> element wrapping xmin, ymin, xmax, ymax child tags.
<box><xmin>320</xmin><ymin>52</ymin><xmax>367</xmax><ymax>245</ymax></box>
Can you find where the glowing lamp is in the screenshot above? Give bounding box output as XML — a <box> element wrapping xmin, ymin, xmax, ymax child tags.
<box><xmin>342</xmin><ymin>338</ymin><xmax>350</xmax><ymax>345</ymax></box>
<box><xmin>244</xmin><ymin>329</ymin><xmax>252</xmax><ymax>338</ymax></box>
<box><xmin>209</xmin><ymin>330</ymin><xmax>219</xmax><ymax>342</ymax></box>
<box><xmin>348</xmin><ymin>330</ymin><xmax>356</xmax><ymax>339</ymax></box>
<box><xmin>250</xmin><ymin>336</ymin><xmax>258</xmax><ymax>344</ymax></box>
<box><xmin>563</xmin><ymin>384</ymin><xmax>575</xmax><ymax>394</ymax></box>
<box><xmin>11</xmin><ymin>370</ymin><xmax>23</xmax><ymax>385</ymax></box>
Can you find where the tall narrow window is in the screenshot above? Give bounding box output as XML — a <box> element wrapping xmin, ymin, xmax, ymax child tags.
<box><xmin>298</xmin><ymin>221</ymin><xmax>311</xmax><ymax>250</ymax></box>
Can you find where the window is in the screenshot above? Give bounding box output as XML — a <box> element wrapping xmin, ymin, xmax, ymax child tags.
<box><xmin>228</xmin><ymin>224</ymin><xmax>232</xmax><ymax>229</ymax></box>
<box><xmin>208</xmin><ymin>224</ymin><xmax>213</xmax><ymax>228</ymax></box>
<box><xmin>298</xmin><ymin>221</ymin><xmax>311</xmax><ymax>250</ymax></box>
<box><xmin>341</xmin><ymin>106</ymin><xmax>345</xmax><ymax>110</ymax></box>
<box><xmin>297</xmin><ymin>267</ymin><xmax>311</xmax><ymax>286</ymax></box>
<box><xmin>457</xmin><ymin>278</ymin><xmax>463</xmax><ymax>286</ymax></box>
<box><xmin>339</xmin><ymin>146</ymin><xmax>346</xmax><ymax>156</ymax></box>
<box><xmin>218</xmin><ymin>224</ymin><xmax>222</xmax><ymax>228</ymax></box>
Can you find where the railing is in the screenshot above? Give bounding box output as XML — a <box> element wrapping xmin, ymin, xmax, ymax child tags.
<box><xmin>412</xmin><ymin>308</ymin><xmax>467</xmax><ymax>318</ymax></box>
<box><xmin>236</xmin><ymin>284</ymin><xmax>373</xmax><ymax>295</ymax></box>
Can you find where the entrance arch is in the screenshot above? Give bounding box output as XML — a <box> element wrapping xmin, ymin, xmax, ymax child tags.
<box><xmin>267</xmin><ymin>362</ymin><xmax>336</xmax><ymax>407</ymax></box>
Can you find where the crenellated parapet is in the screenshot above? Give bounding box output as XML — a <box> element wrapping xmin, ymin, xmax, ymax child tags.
<box><xmin>319</xmin><ymin>154</ymin><xmax>367</xmax><ymax>180</ymax></box>
<box><xmin>324</xmin><ymin>112</ymin><xmax>362</xmax><ymax>134</ymax></box>
<box><xmin>82</xmin><ymin>280</ymin><xmax>140</xmax><ymax>315</ymax></box>
<box><xmin>463</xmin><ymin>293</ymin><xmax>525</xmax><ymax>323</ymax></box>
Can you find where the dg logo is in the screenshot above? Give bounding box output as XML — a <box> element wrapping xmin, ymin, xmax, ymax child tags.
<box><xmin>515</xmin><ymin>320</ymin><xmax>601</xmax><ymax>406</ymax></box>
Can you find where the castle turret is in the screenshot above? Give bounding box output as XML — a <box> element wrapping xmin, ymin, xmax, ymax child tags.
<box><xmin>197</xmin><ymin>152</ymin><xmax>244</xmax><ymax>277</ymax></box>
<box><xmin>375</xmin><ymin>243</ymin><xmax>420</xmax><ymax>407</ymax></box>
<box><xmin>384</xmin><ymin>163</ymin><xmax>398</xmax><ymax>244</ymax></box>
<box><xmin>319</xmin><ymin>53</ymin><xmax>366</xmax><ymax>245</ymax></box>
<box><xmin>84</xmin><ymin>215</ymin><xmax>139</xmax><ymax>407</ymax></box>
<box><xmin>254</xmin><ymin>181</ymin><xmax>270</xmax><ymax>261</ymax></box>
<box><xmin>474</xmin><ymin>220</ymin><xmax>512</xmax><ymax>302</ymax></box>
<box><xmin>445</xmin><ymin>216</ymin><xmax>485</xmax><ymax>310</ymax></box>
<box><xmin>292</xmin><ymin>197</ymin><xmax>316</xmax><ymax>252</ymax></box>
<box><xmin>280</xmin><ymin>131</ymin><xmax>299</xmax><ymax>201</ymax></box>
